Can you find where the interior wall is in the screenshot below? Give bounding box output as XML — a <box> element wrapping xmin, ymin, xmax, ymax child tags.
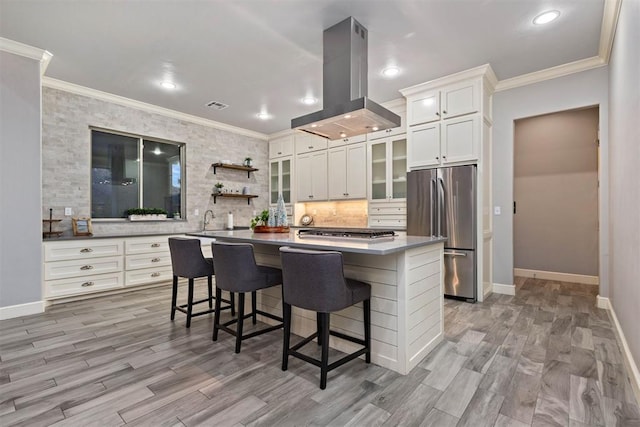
<box><xmin>0</xmin><ymin>51</ymin><xmax>42</xmax><ymax>308</ymax></box>
<box><xmin>608</xmin><ymin>0</ymin><xmax>640</xmax><ymax>377</ymax></box>
<box><xmin>514</xmin><ymin>107</ymin><xmax>599</xmax><ymax>277</ymax></box>
<box><xmin>492</xmin><ymin>67</ymin><xmax>609</xmax><ymax>295</ymax></box>
<box><xmin>42</xmin><ymin>87</ymin><xmax>268</xmax><ymax>234</ymax></box>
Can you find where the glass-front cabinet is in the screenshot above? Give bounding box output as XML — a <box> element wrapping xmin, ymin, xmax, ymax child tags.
<box><xmin>270</xmin><ymin>157</ymin><xmax>292</xmax><ymax>204</ymax></box>
<box><xmin>369</xmin><ymin>136</ymin><xmax>407</xmax><ymax>201</ymax></box>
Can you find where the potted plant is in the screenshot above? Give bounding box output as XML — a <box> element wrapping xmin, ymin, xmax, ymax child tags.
<box><xmin>214</xmin><ymin>182</ymin><xmax>224</xmax><ymax>194</ymax></box>
<box><xmin>244</xmin><ymin>157</ymin><xmax>253</xmax><ymax>167</ymax></box>
<box><xmin>126</xmin><ymin>208</ymin><xmax>168</xmax><ymax>221</ymax></box>
<box><xmin>250</xmin><ymin>209</ymin><xmax>269</xmax><ymax>230</ymax></box>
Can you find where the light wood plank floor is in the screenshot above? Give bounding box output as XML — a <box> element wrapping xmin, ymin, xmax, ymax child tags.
<box><xmin>1</xmin><ymin>278</ymin><xmax>638</xmax><ymax>426</ymax></box>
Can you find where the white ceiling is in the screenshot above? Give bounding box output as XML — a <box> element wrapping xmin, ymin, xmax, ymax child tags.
<box><xmin>0</xmin><ymin>0</ymin><xmax>606</xmax><ymax>136</ymax></box>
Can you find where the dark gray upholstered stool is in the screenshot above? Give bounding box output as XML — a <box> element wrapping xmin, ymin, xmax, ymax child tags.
<box><xmin>279</xmin><ymin>246</ymin><xmax>371</xmax><ymax>389</ymax></box>
<box><xmin>168</xmin><ymin>237</ymin><xmax>234</xmax><ymax>328</ymax></box>
<box><xmin>211</xmin><ymin>241</ymin><xmax>284</xmax><ymax>353</ymax></box>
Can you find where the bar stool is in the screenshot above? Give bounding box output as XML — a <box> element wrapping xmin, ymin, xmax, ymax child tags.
<box><xmin>279</xmin><ymin>247</ymin><xmax>371</xmax><ymax>390</ymax></box>
<box><xmin>211</xmin><ymin>241</ymin><xmax>284</xmax><ymax>353</ymax></box>
<box><xmin>168</xmin><ymin>237</ymin><xmax>234</xmax><ymax>328</ymax></box>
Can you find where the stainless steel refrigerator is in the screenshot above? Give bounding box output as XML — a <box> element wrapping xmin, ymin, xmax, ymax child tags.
<box><xmin>407</xmin><ymin>165</ymin><xmax>477</xmax><ymax>301</ymax></box>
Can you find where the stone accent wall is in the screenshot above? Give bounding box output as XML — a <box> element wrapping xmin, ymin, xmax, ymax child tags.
<box><xmin>294</xmin><ymin>200</ymin><xmax>368</xmax><ymax>228</ymax></box>
<box><xmin>42</xmin><ymin>87</ymin><xmax>269</xmax><ymax>236</ymax></box>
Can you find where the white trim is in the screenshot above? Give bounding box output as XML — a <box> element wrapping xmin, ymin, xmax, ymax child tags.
<box><xmin>495</xmin><ymin>56</ymin><xmax>606</xmax><ymax>92</ymax></box>
<box><xmin>596</xmin><ymin>295</ymin><xmax>609</xmax><ymax>310</ymax></box>
<box><xmin>492</xmin><ymin>283</ymin><xmax>516</xmax><ymax>296</ymax></box>
<box><xmin>42</xmin><ymin>77</ymin><xmax>268</xmax><ymax>141</ymax></box>
<box><xmin>605</xmin><ymin>300</ymin><xmax>640</xmax><ymax>404</ymax></box>
<box><xmin>0</xmin><ymin>301</ymin><xmax>45</xmax><ymax>320</ymax></box>
<box><xmin>400</xmin><ymin>64</ymin><xmax>495</xmax><ymax>97</ymax></box>
<box><xmin>0</xmin><ymin>37</ymin><xmax>53</xmax><ymax>75</ymax></box>
<box><xmin>599</xmin><ymin>0</ymin><xmax>623</xmax><ymax>63</ymax></box>
<box><xmin>483</xmin><ymin>282</ymin><xmax>493</xmax><ymax>299</ymax></box>
<box><xmin>514</xmin><ymin>268</ymin><xmax>599</xmax><ymax>285</ymax></box>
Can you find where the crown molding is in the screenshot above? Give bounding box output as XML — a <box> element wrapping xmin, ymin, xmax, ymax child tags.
<box><xmin>599</xmin><ymin>0</ymin><xmax>622</xmax><ymax>63</ymax></box>
<box><xmin>42</xmin><ymin>77</ymin><xmax>268</xmax><ymax>140</ymax></box>
<box><xmin>400</xmin><ymin>64</ymin><xmax>494</xmax><ymax>97</ymax></box>
<box><xmin>494</xmin><ymin>56</ymin><xmax>607</xmax><ymax>92</ymax></box>
<box><xmin>0</xmin><ymin>37</ymin><xmax>52</xmax><ymax>75</ymax></box>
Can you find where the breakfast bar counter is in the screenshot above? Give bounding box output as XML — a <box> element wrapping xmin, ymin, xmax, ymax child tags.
<box><xmin>187</xmin><ymin>229</ymin><xmax>446</xmax><ymax>375</ymax></box>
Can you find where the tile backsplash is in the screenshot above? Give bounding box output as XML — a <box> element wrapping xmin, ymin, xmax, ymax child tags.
<box><xmin>294</xmin><ymin>200</ymin><xmax>368</xmax><ymax>228</ymax></box>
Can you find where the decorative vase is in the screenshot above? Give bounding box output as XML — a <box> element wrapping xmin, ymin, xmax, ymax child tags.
<box><xmin>275</xmin><ymin>193</ymin><xmax>288</xmax><ymax>227</ymax></box>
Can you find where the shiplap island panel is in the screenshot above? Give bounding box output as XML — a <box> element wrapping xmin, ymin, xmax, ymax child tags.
<box><xmin>188</xmin><ymin>229</ymin><xmax>445</xmax><ymax>374</ymax></box>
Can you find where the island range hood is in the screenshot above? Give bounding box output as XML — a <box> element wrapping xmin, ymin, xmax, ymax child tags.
<box><xmin>291</xmin><ymin>17</ymin><xmax>401</xmax><ymax>140</ymax></box>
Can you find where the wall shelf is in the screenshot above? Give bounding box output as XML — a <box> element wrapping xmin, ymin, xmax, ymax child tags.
<box><xmin>212</xmin><ymin>163</ymin><xmax>258</xmax><ymax>178</ymax></box>
<box><xmin>211</xmin><ymin>193</ymin><xmax>258</xmax><ymax>205</ymax></box>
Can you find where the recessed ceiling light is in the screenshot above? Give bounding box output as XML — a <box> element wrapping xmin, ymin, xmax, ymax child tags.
<box><xmin>160</xmin><ymin>81</ymin><xmax>176</xmax><ymax>89</ymax></box>
<box><xmin>381</xmin><ymin>66</ymin><xmax>400</xmax><ymax>78</ymax></box>
<box><xmin>257</xmin><ymin>112</ymin><xmax>270</xmax><ymax>120</ymax></box>
<box><xmin>344</xmin><ymin>114</ymin><xmax>352</xmax><ymax>119</ymax></box>
<box><xmin>533</xmin><ymin>10</ymin><xmax>560</xmax><ymax>25</ymax></box>
<box><xmin>302</xmin><ymin>96</ymin><xmax>318</xmax><ymax>105</ymax></box>
<box><xmin>372</xmin><ymin>126</ymin><xmax>379</xmax><ymax>131</ymax></box>
<box><xmin>340</xmin><ymin>132</ymin><xmax>347</xmax><ymax>138</ymax></box>
<box><xmin>311</xmin><ymin>124</ymin><xmax>318</xmax><ymax>128</ymax></box>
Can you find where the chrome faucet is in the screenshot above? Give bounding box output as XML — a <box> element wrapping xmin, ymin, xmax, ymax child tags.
<box><xmin>203</xmin><ymin>210</ymin><xmax>215</xmax><ymax>231</ymax></box>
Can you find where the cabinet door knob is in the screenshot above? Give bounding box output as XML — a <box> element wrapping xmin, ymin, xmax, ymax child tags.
<box><xmin>81</xmin><ymin>265</ymin><xmax>94</xmax><ymax>270</ymax></box>
<box><xmin>277</xmin><ymin>151</ymin><xmax>282</xmax><ymax>155</ymax></box>
<box><xmin>308</xmin><ymin>146</ymin><xmax>313</xmax><ymax>149</ymax></box>
<box><xmin>80</xmin><ymin>248</ymin><xmax>93</xmax><ymax>253</ymax></box>
<box><xmin>151</xmin><ymin>243</ymin><xmax>161</xmax><ymax>248</ymax></box>
<box><xmin>151</xmin><ymin>257</ymin><xmax>161</xmax><ymax>263</ymax></box>
<box><xmin>436</xmin><ymin>156</ymin><xmax>439</xmax><ymax>160</ymax></box>
<box><xmin>436</xmin><ymin>112</ymin><xmax>440</xmax><ymax>116</ymax></box>
<box><xmin>443</xmin><ymin>110</ymin><xmax>447</xmax><ymax>114</ymax></box>
<box><xmin>81</xmin><ymin>281</ymin><xmax>94</xmax><ymax>287</ymax></box>
<box><xmin>443</xmin><ymin>155</ymin><xmax>447</xmax><ymax>159</ymax></box>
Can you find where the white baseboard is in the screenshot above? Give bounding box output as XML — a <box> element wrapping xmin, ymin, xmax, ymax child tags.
<box><xmin>602</xmin><ymin>299</ymin><xmax>640</xmax><ymax>404</ymax></box>
<box><xmin>492</xmin><ymin>283</ymin><xmax>516</xmax><ymax>296</ymax></box>
<box><xmin>483</xmin><ymin>282</ymin><xmax>493</xmax><ymax>299</ymax></box>
<box><xmin>0</xmin><ymin>300</ymin><xmax>45</xmax><ymax>320</ymax></box>
<box><xmin>514</xmin><ymin>268</ymin><xmax>599</xmax><ymax>285</ymax></box>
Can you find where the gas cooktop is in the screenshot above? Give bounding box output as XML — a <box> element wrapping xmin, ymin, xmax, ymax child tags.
<box><xmin>297</xmin><ymin>228</ymin><xmax>396</xmax><ymax>241</ymax></box>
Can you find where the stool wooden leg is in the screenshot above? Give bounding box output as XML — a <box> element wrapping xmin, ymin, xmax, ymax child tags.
<box><xmin>235</xmin><ymin>293</ymin><xmax>245</xmax><ymax>353</ymax></box>
<box><xmin>208</xmin><ymin>276</ymin><xmax>213</xmax><ymax>309</ymax></box>
<box><xmin>186</xmin><ymin>278</ymin><xmax>194</xmax><ymax>328</ymax></box>
<box><xmin>251</xmin><ymin>291</ymin><xmax>257</xmax><ymax>325</ymax></box>
<box><xmin>212</xmin><ymin>288</ymin><xmax>222</xmax><ymax>341</ymax></box>
<box><xmin>171</xmin><ymin>276</ymin><xmax>178</xmax><ymax>320</ymax></box>
<box><xmin>316</xmin><ymin>312</ymin><xmax>323</xmax><ymax>346</ymax></box>
<box><xmin>320</xmin><ymin>312</ymin><xmax>330</xmax><ymax>390</ymax></box>
<box><xmin>364</xmin><ymin>299</ymin><xmax>371</xmax><ymax>363</ymax></box>
<box><xmin>282</xmin><ymin>303</ymin><xmax>291</xmax><ymax>371</ymax></box>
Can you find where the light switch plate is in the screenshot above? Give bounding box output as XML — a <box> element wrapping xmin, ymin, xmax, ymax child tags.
<box><xmin>494</xmin><ymin>206</ymin><xmax>501</xmax><ymax>215</ymax></box>
<box><xmin>64</xmin><ymin>207</ymin><xmax>73</xmax><ymax>216</ymax></box>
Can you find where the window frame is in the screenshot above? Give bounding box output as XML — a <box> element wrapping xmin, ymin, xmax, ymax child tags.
<box><xmin>89</xmin><ymin>126</ymin><xmax>186</xmax><ymax>221</ymax></box>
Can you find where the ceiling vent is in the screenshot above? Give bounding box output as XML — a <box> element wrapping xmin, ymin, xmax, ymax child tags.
<box><xmin>206</xmin><ymin>100</ymin><xmax>229</xmax><ymax>110</ymax></box>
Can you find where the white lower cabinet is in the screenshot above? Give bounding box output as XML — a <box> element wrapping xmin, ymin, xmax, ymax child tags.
<box><xmin>44</xmin><ymin>235</ymin><xmax>181</xmax><ymax>299</ymax></box>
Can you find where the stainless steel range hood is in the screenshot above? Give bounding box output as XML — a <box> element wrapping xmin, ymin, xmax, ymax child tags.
<box><xmin>291</xmin><ymin>17</ymin><xmax>401</xmax><ymax>140</ymax></box>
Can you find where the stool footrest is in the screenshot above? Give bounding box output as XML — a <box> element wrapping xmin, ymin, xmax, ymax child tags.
<box><xmin>287</xmin><ymin>329</ymin><xmax>368</xmax><ymax>372</ymax></box>
<box><xmin>330</xmin><ymin>330</ymin><xmax>366</xmax><ymax>346</ymax></box>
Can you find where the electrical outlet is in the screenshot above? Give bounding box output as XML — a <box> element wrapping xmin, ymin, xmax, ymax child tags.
<box><xmin>194</xmin><ymin>209</ymin><xmax>199</xmax><ymax>216</ymax></box>
<box><xmin>494</xmin><ymin>206</ymin><xmax>501</xmax><ymax>215</ymax></box>
<box><xmin>64</xmin><ymin>207</ymin><xmax>72</xmax><ymax>216</ymax></box>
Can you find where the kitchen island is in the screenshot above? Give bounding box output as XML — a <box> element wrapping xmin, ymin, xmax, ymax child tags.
<box><xmin>188</xmin><ymin>229</ymin><xmax>445</xmax><ymax>375</ymax></box>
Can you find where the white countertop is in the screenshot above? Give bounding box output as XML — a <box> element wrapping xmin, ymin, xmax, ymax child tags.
<box><xmin>187</xmin><ymin>229</ymin><xmax>444</xmax><ymax>255</ymax></box>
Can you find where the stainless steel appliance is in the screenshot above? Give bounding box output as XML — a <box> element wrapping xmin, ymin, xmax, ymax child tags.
<box><xmin>407</xmin><ymin>166</ymin><xmax>477</xmax><ymax>301</ymax></box>
<box><xmin>297</xmin><ymin>228</ymin><xmax>396</xmax><ymax>242</ymax></box>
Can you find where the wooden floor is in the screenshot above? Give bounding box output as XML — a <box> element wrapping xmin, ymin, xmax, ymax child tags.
<box><xmin>1</xmin><ymin>278</ymin><xmax>638</xmax><ymax>426</ymax></box>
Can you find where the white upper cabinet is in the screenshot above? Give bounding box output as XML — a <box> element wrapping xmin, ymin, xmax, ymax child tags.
<box><xmin>441</xmin><ymin>115</ymin><xmax>480</xmax><ymax>164</ymax></box>
<box><xmin>296</xmin><ymin>150</ymin><xmax>327</xmax><ymax>202</ymax></box>
<box><xmin>407</xmin><ymin>80</ymin><xmax>479</xmax><ymax>127</ymax></box>
<box><xmin>407</xmin><ymin>123</ymin><xmax>441</xmax><ymax>169</ymax></box>
<box><xmin>269</xmin><ymin>135</ymin><xmax>294</xmax><ymax>159</ymax></box>
<box><xmin>328</xmin><ymin>143</ymin><xmax>367</xmax><ymax>200</ymax></box>
<box><xmin>295</xmin><ymin>132</ymin><xmax>328</xmax><ymax>154</ymax></box>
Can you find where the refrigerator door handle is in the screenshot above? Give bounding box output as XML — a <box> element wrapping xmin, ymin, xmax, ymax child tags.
<box><xmin>444</xmin><ymin>251</ymin><xmax>468</xmax><ymax>257</ymax></box>
<box><xmin>430</xmin><ymin>178</ymin><xmax>436</xmax><ymax>237</ymax></box>
<box><xmin>438</xmin><ymin>177</ymin><xmax>445</xmax><ymax>237</ymax></box>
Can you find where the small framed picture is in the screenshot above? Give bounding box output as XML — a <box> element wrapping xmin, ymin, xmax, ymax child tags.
<box><xmin>72</xmin><ymin>217</ymin><xmax>93</xmax><ymax>236</ymax></box>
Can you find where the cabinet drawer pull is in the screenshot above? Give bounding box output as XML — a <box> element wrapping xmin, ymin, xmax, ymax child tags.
<box><xmin>151</xmin><ymin>272</ymin><xmax>161</xmax><ymax>277</ymax></box>
<box><xmin>151</xmin><ymin>243</ymin><xmax>161</xmax><ymax>248</ymax></box>
<box><xmin>81</xmin><ymin>281</ymin><xmax>94</xmax><ymax>287</ymax></box>
<box><xmin>277</xmin><ymin>151</ymin><xmax>282</xmax><ymax>155</ymax></box>
<box><xmin>80</xmin><ymin>265</ymin><xmax>94</xmax><ymax>270</ymax></box>
<box><xmin>80</xmin><ymin>248</ymin><xmax>93</xmax><ymax>253</ymax></box>
<box><xmin>151</xmin><ymin>257</ymin><xmax>161</xmax><ymax>263</ymax></box>
<box><xmin>308</xmin><ymin>145</ymin><xmax>313</xmax><ymax>149</ymax></box>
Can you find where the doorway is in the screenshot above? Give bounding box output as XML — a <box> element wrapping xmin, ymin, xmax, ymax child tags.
<box><xmin>513</xmin><ymin>106</ymin><xmax>600</xmax><ymax>285</ymax></box>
